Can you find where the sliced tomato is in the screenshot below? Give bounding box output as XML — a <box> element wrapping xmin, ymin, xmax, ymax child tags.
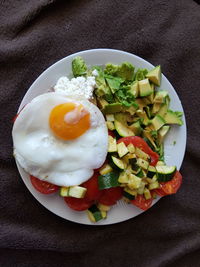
<box><xmin>154</xmin><ymin>171</ymin><xmax>182</xmax><ymax>196</ymax></box>
<box><xmin>82</xmin><ymin>172</ymin><xmax>103</xmax><ymax>201</ymax></box>
<box><xmin>117</xmin><ymin>136</ymin><xmax>159</xmax><ymax>166</ymax></box>
<box><xmin>98</xmin><ymin>187</ymin><xmax>123</xmax><ymax>206</ymax></box>
<box><xmin>64</xmin><ymin>197</ymin><xmax>93</xmax><ymax>211</ymax></box>
<box><xmin>30</xmin><ymin>175</ymin><xmax>59</xmax><ymax>194</ymax></box>
<box><xmin>131</xmin><ymin>194</ymin><xmax>153</xmax><ymax>210</ymax></box>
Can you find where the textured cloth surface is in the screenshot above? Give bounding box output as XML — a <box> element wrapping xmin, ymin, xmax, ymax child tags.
<box><xmin>1</xmin><ymin>0</ymin><xmax>200</xmax><ymax>266</ymax></box>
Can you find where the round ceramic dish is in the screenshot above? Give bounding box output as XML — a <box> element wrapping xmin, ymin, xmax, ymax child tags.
<box><xmin>14</xmin><ymin>49</ymin><xmax>187</xmax><ymax>225</ymax></box>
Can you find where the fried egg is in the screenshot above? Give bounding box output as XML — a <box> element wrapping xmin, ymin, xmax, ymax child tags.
<box><xmin>12</xmin><ymin>92</ymin><xmax>108</xmax><ymax>186</ymax></box>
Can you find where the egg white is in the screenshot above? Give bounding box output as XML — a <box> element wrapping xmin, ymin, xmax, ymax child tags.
<box><xmin>12</xmin><ymin>92</ymin><xmax>108</xmax><ymax>186</ymax></box>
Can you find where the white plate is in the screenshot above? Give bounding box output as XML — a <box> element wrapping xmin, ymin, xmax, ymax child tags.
<box><xmin>15</xmin><ymin>49</ymin><xmax>187</xmax><ymax>225</ymax></box>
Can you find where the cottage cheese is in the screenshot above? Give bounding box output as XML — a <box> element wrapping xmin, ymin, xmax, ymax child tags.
<box><xmin>54</xmin><ymin>75</ymin><xmax>97</xmax><ymax>99</ymax></box>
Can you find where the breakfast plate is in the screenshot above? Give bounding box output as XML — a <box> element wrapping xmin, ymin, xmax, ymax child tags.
<box><xmin>14</xmin><ymin>49</ymin><xmax>187</xmax><ymax>225</ymax></box>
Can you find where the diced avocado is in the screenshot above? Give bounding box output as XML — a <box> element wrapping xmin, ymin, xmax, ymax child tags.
<box><xmin>151</xmin><ymin>115</ymin><xmax>165</xmax><ymax>131</ymax></box>
<box><xmin>108</xmin><ymin>136</ymin><xmax>117</xmax><ymax>152</ymax></box>
<box><xmin>97</xmin><ymin>98</ymin><xmax>108</xmax><ymax>110</ymax></box>
<box><xmin>95</xmin><ymin>85</ymin><xmax>113</xmax><ymax>102</ymax></box>
<box><xmin>99</xmin><ymin>164</ymin><xmax>113</xmax><ymax>175</ymax></box>
<box><xmin>135</xmin><ymin>98</ymin><xmax>147</xmax><ymax>110</ymax></box>
<box><xmin>125</xmin><ymin>104</ymin><xmax>139</xmax><ymax>115</ymax></box>
<box><xmin>117</xmin><ymin>142</ymin><xmax>129</xmax><ymax>158</ymax></box>
<box><xmin>158</xmin><ymin>125</ymin><xmax>170</xmax><ymax>144</ymax></box>
<box><xmin>129</xmin><ymin>81</ymin><xmax>139</xmax><ymax>98</ymax></box>
<box><xmin>106</xmin><ymin>121</ymin><xmax>115</xmax><ymax>131</ymax></box>
<box><xmin>106</xmin><ymin>114</ymin><xmax>115</xmax><ymax>121</ymax></box>
<box><xmin>128</xmin><ymin>174</ymin><xmax>142</xmax><ymax>189</ymax></box>
<box><xmin>68</xmin><ymin>186</ymin><xmax>87</xmax><ymax>198</ymax></box>
<box><xmin>103</xmin><ymin>103</ymin><xmax>123</xmax><ymax>114</ymax></box>
<box><xmin>146</xmin><ymin>65</ymin><xmax>161</xmax><ymax>86</ymax></box>
<box><xmin>118</xmin><ymin>171</ymin><xmax>129</xmax><ymax>183</ymax></box>
<box><xmin>144</xmin><ymin>106</ymin><xmax>151</xmax><ymax>119</ymax></box>
<box><xmin>164</xmin><ymin>110</ymin><xmax>183</xmax><ymax>125</ymax></box>
<box><xmin>114</xmin><ymin>120</ymin><xmax>134</xmax><ymax>137</ymax></box>
<box><xmin>146</xmin><ymin>84</ymin><xmax>155</xmax><ymax>103</ymax></box>
<box><xmin>105</xmin><ymin>75</ymin><xmax>123</xmax><ymax>94</ymax></box>
<box><xmin>157</xmin><ymin>103</ymin><xmax>168</xmax><ymax>117</ymax></box>
<box><xmin>151</xmin><ymin>103</ymin><xmax>162</xmax><ymax>115</ymax></box>
<box><xmin>154</xmin><ymin>90</ymin><xmax>168</xmax><ymax>103</ymax></box>
<box><xmin>138</xmin><ymin>78</ymin><xmax>153</xmax><ymax>97</ymax></box>
<box><xmin>72</xmin><ymin>56</ymin><xmax>87</xmax><ymax>77</ymax></box>
<box><xmin>136</xmin><ymin>158</ymin><xmax>149</xmax><ymax>170</ymax></box>
<box><xmin>129</xmin><ymin>120</ymin><xmax>142</xmax><ymax>136</ymax></box>
<box><xmin>136</xmin><ymin>110</ymin><xmax>150</xmax><ymax>126</ymax></box>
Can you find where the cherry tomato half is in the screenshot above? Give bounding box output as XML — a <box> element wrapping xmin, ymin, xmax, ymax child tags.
<box><xmin>82</xmin><ymin>172</ymin><xmax>103</xmax><ymax>201</ymax></box>
<box><xmin>117</xmin><ymin>136</ymin><xmax>159</xmax><ymax>166</ymax></box>
<box><xmin>30</xmin><ymin>175</ymin><xmax>59</xmax><ymax>194</ymax></box>
<box><xmin>98</xmin><ymin>187</ymin><xmax>123</xmax><ymax>206</ymax></box>
<box><xmin>131</xmin><ymin>194</ymin><xmax>153</xmax><ymax>211</ymax></box>
<box><xmin>154</xmin><ymin>171</ymin><xmax>182</xmax><ymax>196</ymax></box>
<box><xmin>64</xmin><ymin>197</ymin><xmax>93</xmax><ymax>211</ymax></box>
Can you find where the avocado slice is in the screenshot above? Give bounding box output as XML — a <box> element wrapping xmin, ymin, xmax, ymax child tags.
<box><xmin>151</xmin><ymin>115</ymin><xmax>165</xmax><ymax>131</ymax></box>
<box><xmin>146</xmin><ymin>65</ymin><xmax>161</xmax><ymax>86</ymax></box>
<box><xmin>103</xmin><ymin>103</ymin><xmax>123</xmax><ymax>114</ymax></box>
<box><xmin>138</xmin><ymin>79</ymin><xmax>153</xmax><ymax>97</ymax></box>
<box><xmin>164</xmin><ymin>110</ymin><xmax>183</xmax><ymax>125</ymax></box>
<box><xmin>158</xmin><ymin>125</ymin><xmax>170</xmax><ymax>144</ymax></box>
<box><xmin>136</xmin><ymin>110</ymin><xmax>150</xmax><ymax>126</ymax></box>
<box><xmin>156</xmin><ymin>103</ymin><xmax>168</xmax><ymax>117</ymax></box>
<box><xmin>129</xmin><ymin>81</ymin><xmax>139</xmax><ymax>98</ymax></box>
<box><xmin>97</xmin><ymin>98</ymin><xmax>108</xmax><ymax>109</ymax></box>
<box><xmin>129</xmin><ymin>120</ymin><xmax>142</xmax><ymax>136</ymax></box>
<box><xmin>151</xmin><ymin>103</ymin><xmax>162</xmax><ymax>115</ymax></box>
<box><xmin>154</xmin><ymin>90</ymin><xmax>168</xmax><ymax>104</ymax></box>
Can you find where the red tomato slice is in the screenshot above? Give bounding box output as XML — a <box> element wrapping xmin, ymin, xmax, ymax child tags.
<box><xmin>82</xmin><ymin>172</ymin><xmax>103</xmax><ymax>201</ymax></box>
<box><xmin>154</xmin><ymin>171</ymin><xmax>182</xmax><ymax>196</ymax></box>
<box><xmin>64</xmin><ymin>197</ymin><xmax>93</xmax><ymax>211</ymax></box>
<box><xmin>98</xmin><ymin>187</ymin><xmax>123</xmax><ymax>206</ymax></box>
<box><xmin>131</xmin><ymin>194</ymin><xmax>153</xmax><ymax>210</ymax></box>
<box><xmin>117</xmin><ymin>136</ymin><xmax>159</xmax><ymax>166</ymax></box>
<box><xmin>30</xmin><ymin>175</ymin><xmax>59</xmax><ymax>194</ymax></box>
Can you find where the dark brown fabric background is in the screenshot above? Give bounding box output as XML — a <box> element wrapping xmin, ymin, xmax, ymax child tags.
<box><xmin>1</xmin><ymin>0</ymin><xmax>200</xmax><ymax>266</ymax></box>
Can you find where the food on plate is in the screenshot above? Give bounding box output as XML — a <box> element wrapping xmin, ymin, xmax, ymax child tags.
<box><xmin>12</xmin><ymin>55</ymin><xmax>184</xmax><ymax>223</ymax></box>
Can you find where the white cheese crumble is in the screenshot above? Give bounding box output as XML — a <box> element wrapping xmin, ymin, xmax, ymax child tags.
<box><xmin>54</xmin><ymin>75</ymin><xmax>96</xmax><ymax>99</ymax></box>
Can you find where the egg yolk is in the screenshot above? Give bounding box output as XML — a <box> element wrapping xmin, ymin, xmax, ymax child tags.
<box><xmin>49</xmin><ymin>103</ymin><xmax>90</xmax><ymax>140</ymax></box>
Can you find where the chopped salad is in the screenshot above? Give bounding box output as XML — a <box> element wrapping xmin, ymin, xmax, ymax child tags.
<box><xmin>29</xmin><ymin>56</ymin><xmax>183</xmax><ymax>223</ymax></box>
